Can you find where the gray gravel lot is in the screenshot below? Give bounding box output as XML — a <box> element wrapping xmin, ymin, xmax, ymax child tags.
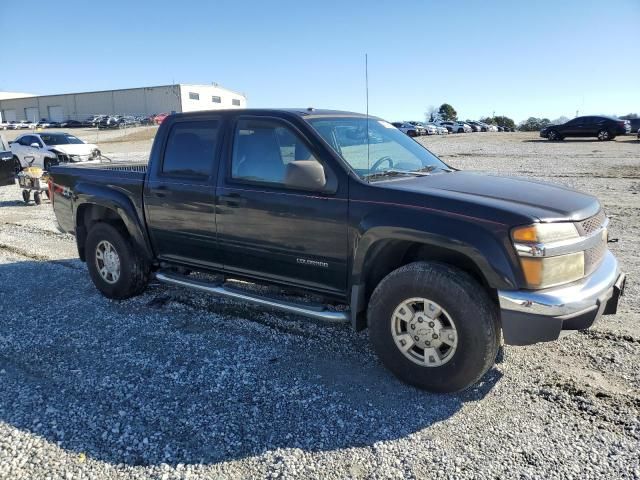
<box><xmin>0</xmin><ymin>131</ymin><xmax>638</xmax><ymax>479</ymax></box>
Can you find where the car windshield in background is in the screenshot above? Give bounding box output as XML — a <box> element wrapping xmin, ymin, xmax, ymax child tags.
<box><xmin>40</xmin><ymin>134</ymin><xmax>84</xmax><ymax>146</ymax></box>
<box><xmin>307</xmin><ymin>117</ymin><xmax>449</xmax><ymax>180</ymax></box>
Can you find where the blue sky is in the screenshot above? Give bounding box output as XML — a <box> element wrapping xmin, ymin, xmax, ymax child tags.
<box><xmin>1</xmin><ymin>0</ymin><xmax>638</xmax><ymax>123</ymax></box>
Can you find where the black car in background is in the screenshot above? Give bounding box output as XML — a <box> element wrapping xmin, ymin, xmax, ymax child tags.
<box><xmin>60</xmin><ymin>120</ymin><xmax>89</xmax><ymax>128</ymax></box>
<box><xmin>540</xmin><ymin>115</ymin><xmax>630</xmax><ymax>141</ymax></box>
<box><xmin>627</xmin><ymin>118</ymin><xmax>640</xmax><ymax>134</ymax></box>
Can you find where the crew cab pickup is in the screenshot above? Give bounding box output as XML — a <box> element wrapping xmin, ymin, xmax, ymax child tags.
<box><xmin>49</xmin><ymin>109</ymin><xmax>626</xmax><ymax>393</ymax></box>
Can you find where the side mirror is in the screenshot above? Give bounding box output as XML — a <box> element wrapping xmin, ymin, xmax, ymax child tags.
<box><xmin>284</xmin><ymin>160</ymin><xmax>327</xmax><ymax>192</ymax></box>
<box><xmin>30</xmin><ymin>143</ymin><xmax>40</xmax><ymax>148</ymax></box>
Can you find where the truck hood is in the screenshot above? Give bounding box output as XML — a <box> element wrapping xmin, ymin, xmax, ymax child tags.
<box><xmin>383</xmin><ymin>171</ymin><xmax>600</xmax><ymax>222</ymax></box>
<box><xmin>47</xmin><ymin>143</ymin><xmax>97</xmax><ymax>156</ymax></box>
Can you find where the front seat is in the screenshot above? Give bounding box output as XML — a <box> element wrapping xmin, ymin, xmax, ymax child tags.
<box><xmin>236</xmin><ymin>129</ymin><xmax>285</xmax><ymax>183</ymax></box>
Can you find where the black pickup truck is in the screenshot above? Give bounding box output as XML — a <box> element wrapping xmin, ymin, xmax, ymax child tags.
<box><xmin>49</xmin><ymin>108</ymin><xmax>626</xmax><ymax>392</ymax></box>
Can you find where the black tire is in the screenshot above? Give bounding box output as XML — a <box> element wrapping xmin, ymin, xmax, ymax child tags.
<box><xmin>547</xmin><ymin>130</ymin><xmax>561</xmax><ymax>141</ymax></box>
<box><xmin>33</xmin><ymin>192</ymin><xmax>42</xmax><ymax>205</ymax></box>
<box><xmin>597</xmin><ymin>129</ymin><xmax>612</xmax><ymax>141</ymax></box>
<box><xmin>14</xmin><ymin>156</ymin><xmax>22</xmax><ymax>175</ymax></box>
<box><xmin>368</xmin><ymin>262</ymin><xmax>500</xmax><ymax>393</ymax></box>
<box><xmin>22</xmin><ymin>190</ymin><xmax>30</xmax><ymax>203</ymax></box>
<box><xmin>457</xmin><ymin>128</ymin><xmax>464</xmax><ymax>133</ymax></box>
<box><xmin>85</xmin><ymin>222</ymin><xmax>150</xmax><ymax>299</ymax></box>
<box><xmin>408</xmin><ymin>130</ymin><xmax>416</xmax><ymax>137</ymax></box>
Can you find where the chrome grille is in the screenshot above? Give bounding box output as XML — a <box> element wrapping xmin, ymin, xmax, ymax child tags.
<box><xmin>584</xmin><ymin>238</ymin><xmax>607</xmax><ymax>275</ymax></box>
<box><xmin>575</xmin><ymin>210</ymin><xmax>607</xmax><ymax>276</ymax></box>
<box><xmin>576</xmin><ymin>210</ymin><xmax>606</xmax><ymax>236</ymax></box>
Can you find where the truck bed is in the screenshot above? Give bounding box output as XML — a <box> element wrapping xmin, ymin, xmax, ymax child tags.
<box><xmin>54</xmin><ymin>160</ymin><xmax>148</xmax><ymax>177</ymax></box>
<box><xmin>50</xmin><ymin>161</ymin><xmax>148</xmax><ymax>234</ymax></box>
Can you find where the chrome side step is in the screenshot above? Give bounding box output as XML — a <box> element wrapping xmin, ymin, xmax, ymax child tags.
<box><xmin>155</xmin><ymin>271</ymin><xmax>349</xmax><ymax>323</ymax></box>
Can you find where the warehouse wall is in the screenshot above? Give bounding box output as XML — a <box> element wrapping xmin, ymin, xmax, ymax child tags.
<box><xmin>179</xmin><ymin>84</ymin><xmax>247</xmax><ymax>112</ymax></box>
<box><xmin>0</xmin><ymin>84</ymin><xmax>230</xmax><ymax>121</ymax></box>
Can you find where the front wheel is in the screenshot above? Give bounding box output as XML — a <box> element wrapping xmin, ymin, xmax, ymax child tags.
<box><xmin>368</xmin><ymin>262</ymin><xmax>500</xmax><ymax>393</ymax></box>
<box><xmin>597</xmin><ymin>129</ymin><xmax>612</xmax><ymax>141</ymax></box>
<box><xmin>547</xmin><ymin>130</ymin><xmax>562</xmax><ymax>141</ymax></box>
<box><xmin>85</xmin><ymin>223</ymin><xmax>150</xmax><ymax>299</ymax></box>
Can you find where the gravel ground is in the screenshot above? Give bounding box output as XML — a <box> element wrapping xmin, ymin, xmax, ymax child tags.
<box><xmin>0</xmin><ymin>131</ymin><xmax>638</xmax><ymax>479</ymax></box>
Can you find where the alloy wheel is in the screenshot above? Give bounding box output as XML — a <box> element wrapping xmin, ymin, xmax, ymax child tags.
<box><xmin>391</xmin><ymin>297</ymin><xmax>458</xmax><ymax>367</ymax></box>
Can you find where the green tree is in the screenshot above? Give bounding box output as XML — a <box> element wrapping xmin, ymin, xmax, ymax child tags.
<box><xmin>480</xmin><ymin>115</ymin><xmax>515</xmax><ymax>129</ymax></box>
<box><xmin>518</xmin><ymin>117</ymin><xmax>551</xmax><ymax>132</ymax></box>
<box><xmin>438</xmin><ymin>103</ymin><xmax>457</xmax><ymax>121</ymax></box>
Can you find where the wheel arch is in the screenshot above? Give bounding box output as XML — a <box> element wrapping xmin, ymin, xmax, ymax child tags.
<box><xmin>73</xmin><ymin>185</ymin><xmax>152</xmax><ymax>263</ymax></box>
<box><xmin>349</xmin><ymin>224</ymin><xmax>519</xmax><ymax>331</ymax></box>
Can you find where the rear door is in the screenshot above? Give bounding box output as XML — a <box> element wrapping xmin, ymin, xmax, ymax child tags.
<box><xmin>143</xmin><ymin>116</ymin><xmax>223</xmax><ymax>268</ymax></box>
<box><xmin>0</xmin><ymin>135</ymin><xmax>15</xmax><ymax>186</ymax></box>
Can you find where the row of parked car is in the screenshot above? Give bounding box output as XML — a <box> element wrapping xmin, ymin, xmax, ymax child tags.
<box><xmin>392</xmin><ymin>120</ymin><xmax>515</xmax><ymax>137</ymax></box>
<box><xmin>0</xmin><ymin>113</ymin><xmax>170</xmax><ymax>131</ymax></box>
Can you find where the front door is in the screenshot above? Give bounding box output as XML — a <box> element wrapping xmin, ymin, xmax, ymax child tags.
<box><xmin>0</xmin><ymin>135</ymin><xmax>14</xmax><ymax>186</ymax></box>
<box><xmin>216</xmin><ymin>116</ymin><xmax>349</xmax><ymax>295</ymax></box>
<box><xmin>143</xmin><ymin>117</ymin><xmax>223</xmax><ymax>269</ymax></box>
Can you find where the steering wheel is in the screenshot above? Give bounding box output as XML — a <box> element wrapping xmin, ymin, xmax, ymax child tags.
<box><xmin>370</xmin><ymin>155</ymin><xmax>394</xmax><ymax>172</ymax></box>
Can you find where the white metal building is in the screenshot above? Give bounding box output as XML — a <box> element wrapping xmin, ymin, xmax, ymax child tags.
<box><xmin>0</xmin><ymin>84</ymin><xmax>247</xmax><ymax>123</ymax></box>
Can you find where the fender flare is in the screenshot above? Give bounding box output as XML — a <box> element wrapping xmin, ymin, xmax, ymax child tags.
<box><xmin>72</xmin><ymin>182</ymin><xmax>152</xmax><ymax>262</ymax></box>
<box><xmin>349</xmin><ymin>211</ymin><xmax>520</xmax><ymax>329</ymax></box>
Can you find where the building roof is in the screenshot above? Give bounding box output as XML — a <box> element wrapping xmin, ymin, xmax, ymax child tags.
<box><xmin>0</xmin><ymin>84</ymin><xmax>245</xmax><ymax>101</ymax></box>
<box><xmin>0</xmin><ymin>92</ymin><xmax>35</xmax><ymax>100</ymax></box>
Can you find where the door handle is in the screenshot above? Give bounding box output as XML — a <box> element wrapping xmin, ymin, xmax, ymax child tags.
<box><xmin>219</xmin><ymin>193</ymin><xmax>246</xmax><ymax>207</ymax></box>
<box><xmin>154</xmin><ymin>185</ymin><xmax>169</xmax><ymax>198</ymax></box>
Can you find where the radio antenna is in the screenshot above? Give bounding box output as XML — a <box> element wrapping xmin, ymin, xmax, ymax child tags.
<box><xmin>365</xmin><ymin>53</ymin><xmax>370</xmax><ymax>182</ymax></box>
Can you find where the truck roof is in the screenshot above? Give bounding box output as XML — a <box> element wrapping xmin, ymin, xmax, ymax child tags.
<box><xmin>171</xmin><ymin>108</ymin><xmax>370</xmax><ymax>119</ymax></box>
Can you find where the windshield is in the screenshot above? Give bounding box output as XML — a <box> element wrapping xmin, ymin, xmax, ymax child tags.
<box><xmin>40</xmin><ymin>134</ymin><xmax>85</xmax><ymax>146</ymax></box>
<box><xmin>307</xmin><ymin>117</ymin><xmax>449</xmax><ymax>180</ymax></box>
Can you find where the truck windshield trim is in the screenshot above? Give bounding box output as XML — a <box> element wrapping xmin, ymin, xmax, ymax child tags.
<box><xmin>306</xmin><ymin>116</ymin><xmax>449</xmax><ymax>181</ymax></box>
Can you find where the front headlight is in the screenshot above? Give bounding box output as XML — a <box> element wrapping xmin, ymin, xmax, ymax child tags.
<box><xmin>512</xmin><ymin>223</ymin><xmax>579</xmax><ymax>244</ymax></box>
<box><xmin>519</xmin><ymin>253</ymin><xmax>584</xmax><ymax>289</ymax></box>
<box><xmin>512</xmin><ymin>223</ymin><xmax>585</xmax><ymax>289</ymax></box>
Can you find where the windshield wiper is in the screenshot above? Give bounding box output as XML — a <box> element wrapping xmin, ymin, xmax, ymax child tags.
<box><xmin>362</xmin><ymin>169</ymin><xmax>430</xmax><ymax>181</ymax></box>
<box><xmin>416</xmin><ymin>165</ymin><xmax>453</xmax><ymax>173</ymax></box>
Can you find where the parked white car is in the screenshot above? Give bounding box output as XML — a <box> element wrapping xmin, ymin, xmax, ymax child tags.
<box><xmin>437</xmin><ymin>121</ymin><xmax>472</xmax><ymax>133</ymax></box>
<box><xmin>7</xmin><ymin>121</ymin><xmax>29</xmax><ymax>130</ymax></box>
<box><xmin>428</xmin><ymin>123</ymin><xmax>448</xmax><ymax>135</ymax></box>
<box><xmin>391</xmin><ymin>122</ymin><xmax>420</xmax><ymax>137</ymax></box>
<box><xmin>10</xmin><ymin>132</ymin><xmax>100</xmax><ymax>170</ymax></box>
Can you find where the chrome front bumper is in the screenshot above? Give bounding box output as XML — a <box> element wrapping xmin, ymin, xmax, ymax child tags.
<box><xmin>498</xmin><ymin>250</ymin><xmax>625</xmax><ymax>345</ymax></box>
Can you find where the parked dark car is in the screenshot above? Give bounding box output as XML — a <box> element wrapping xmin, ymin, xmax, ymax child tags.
<box><xmin>48</xmin><ymin>108</ymin><xmax>625</xmax><ymax>393</ymax></box>
<box><xmin>0</xmin><ymin>135</ymin><xmax>13</xmax><ymax>183</ymax></box>
<box><xmin>97</xmin><ymin>116</ymin><xmax>123</xmax><ymax>129</ymax></box>
<box><xmin>626</xmin><ymin>118</ymin><xmax>640</xmax><ymax>134</ymax></box>
<box><xmin>540</xmin><ymin>116</ymin><xmax>631</xmax><ymax>141</ymax></box>
<box><xmin>60</xmin><ymin>120</ymin><xmax>89</xmax><ymax>128</ymax></box>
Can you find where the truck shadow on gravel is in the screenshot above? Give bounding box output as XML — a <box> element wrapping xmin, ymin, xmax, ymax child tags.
<box><xmin>0</xmin><ymin>259</ymin><xmax>502</xmax><ymax>467</ymax></box>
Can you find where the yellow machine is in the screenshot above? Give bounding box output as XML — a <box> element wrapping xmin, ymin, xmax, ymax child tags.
<box><xmin>17</xmin><ymin>166</ymin><xmax>51</xmax><ymax>205</ymax></box>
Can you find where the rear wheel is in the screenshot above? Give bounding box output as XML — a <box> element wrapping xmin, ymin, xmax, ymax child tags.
<box><xmin>22</xmin><ymin>190</ymin><xmax>30</xmax><ymax>203</ymax></box>
<box><xmin>33</xmin><ymin>191</ymin><xmax>42</xmax><ymax>205</ymax></box>
<box><xmin>85</xmin><ymin>223</ymin><xmax>150</xmax><ymax>299</ymax></box>
<box><xmin>368</xmin><ymin>262</ymin><xmax>500</xmax><ymax>392</ymax></box>
<box><xmin>13</xmin><ymin>156</ymin><xmax>22</xmax><ymax>175</ymax></box>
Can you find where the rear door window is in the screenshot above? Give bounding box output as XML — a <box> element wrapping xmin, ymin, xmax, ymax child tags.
<box><xmin>161</xmin><ymin>120</ymin><xmax>220</xmax><ymax>178</ymax></box>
